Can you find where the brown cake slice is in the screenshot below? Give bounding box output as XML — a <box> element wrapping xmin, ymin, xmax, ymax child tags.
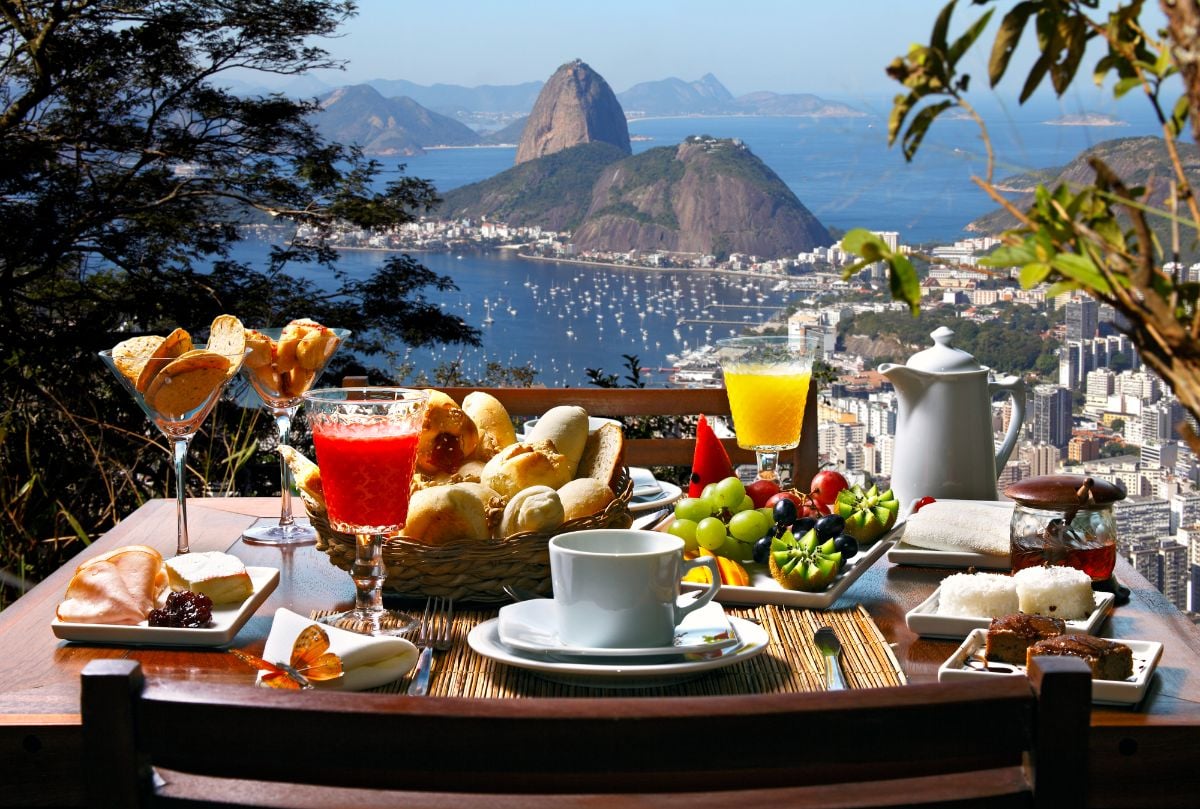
<box><xmin>986</xmin><ymin>613</ymin><xmax>1067</xmax><ymax>665</ymax></box>
<box><xmin>1026</xmin><ymin>634</ymin><xmax>1134</xmax><ymax>681</ymax></box>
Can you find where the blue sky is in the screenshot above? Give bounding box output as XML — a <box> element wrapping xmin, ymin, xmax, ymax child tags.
<box><xmin>304</xmin><ymin>0</ymin><xmax>1167</xmax><ymax>107</ymax></box>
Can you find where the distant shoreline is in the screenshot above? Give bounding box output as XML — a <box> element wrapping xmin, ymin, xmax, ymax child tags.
<box><xmin>626</xmin><ymin>112</ymin><xmax>871</xmax><ymax>123</ymax></box>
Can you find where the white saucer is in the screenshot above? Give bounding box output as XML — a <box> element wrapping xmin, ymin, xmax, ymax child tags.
<box><xmin>628</xmin><ymin>480</ymin><xmax>682</xmax><ymax>513</ymax></box>
<box><xmin>469</xmin><ymin>615</ymin><xmax>769</xmax><ymax>689</ymax></box>
<box><xmin>497</xmin><ymin>599</ymin><xmax>739</xmax><ymax>658</ymax></box>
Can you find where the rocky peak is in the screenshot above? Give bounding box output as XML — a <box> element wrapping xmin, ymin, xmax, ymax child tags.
<box><xmin>514</xmin><ymin>59</ymin><xmax>631</xmax><ymax>165</ymax></box>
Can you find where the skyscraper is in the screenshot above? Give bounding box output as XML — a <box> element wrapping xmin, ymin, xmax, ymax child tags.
<box><xmin>1065</xmin><ymin>296</ymin><xmax>1099</xmax><ymax>341</ymax></box>
<box><xmin>1029</xmin><ymin>384</ymin><xmax>1073</xmax><ymax>448</ymax></box>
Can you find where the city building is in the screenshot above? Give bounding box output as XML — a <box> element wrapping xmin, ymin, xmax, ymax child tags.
<box><xmin>1029</xmin><ymin>384</ymin><xmax>1073</xmax><ymax>448</ymax></box>
<box><xmin>1065</xmin><ymin>296</ymin><xmax>1099</xmax><ymax>342</ymax></box>
<box><xmin>1114</xmin><ymin>496</ymin><xmax>1172</xmax><ymax>552</ymax></box>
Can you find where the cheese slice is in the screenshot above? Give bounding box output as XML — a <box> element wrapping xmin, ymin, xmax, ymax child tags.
<box><xmin>165</xmin><ymin>552</ymin><xmax>253</xmax><ymax>605</ymax></box>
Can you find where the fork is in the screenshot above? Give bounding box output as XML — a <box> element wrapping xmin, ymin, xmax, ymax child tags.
<box><xmin>407</xmin><ymin>597</ymin><xmax>454</xmax><ymax>696</ymax></box>
<box><xmin>814</xmin><ymin>626</ymin><xmax>848</xmax><ymax>691</ymax></box>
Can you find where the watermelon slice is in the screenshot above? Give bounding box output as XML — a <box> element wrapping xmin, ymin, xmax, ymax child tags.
<box><xmin>689</xmin><ymin>414</ymin><xmax>736</xmax><ymax>497</ymax></box>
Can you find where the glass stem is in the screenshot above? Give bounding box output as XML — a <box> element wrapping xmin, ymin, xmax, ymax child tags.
<box><xmin>352</xmin><ymin>533</ymin><xmax>385</xmax><ymax>613</ymax></box>
<box><xmin>173</xmin><ymin>436</ymin><xmax>194</xmax><ymax>555</ymax></box>
<box><xmin>756</xmin><ymin>450</ymin><xmax>780</xmax><ymax>482</ymax></box>
<box><xmin>275</xmin><ymin>409</ymin><xmax>296</xmax><ymax>527</ymax></box>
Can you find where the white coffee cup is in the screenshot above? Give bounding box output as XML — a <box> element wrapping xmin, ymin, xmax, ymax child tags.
<box><xmin>548</xmin><ymin>529</ymin><xmax>722</xmax><ymax>649</ymax></box>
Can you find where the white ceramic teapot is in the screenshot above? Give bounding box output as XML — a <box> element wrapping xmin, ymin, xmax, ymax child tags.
<box><xmin>879</xmin><ymin>327</ymin><xmax>1026</xmax><ymax>514</ymax></box>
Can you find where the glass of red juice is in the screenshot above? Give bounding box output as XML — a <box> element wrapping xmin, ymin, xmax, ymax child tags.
<box><xmin>303</xmin><ymin>387</ymin><xmax>430</xmax><ymax>636</ymax></box>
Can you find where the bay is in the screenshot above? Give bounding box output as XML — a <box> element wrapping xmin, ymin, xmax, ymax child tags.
<box><xmin>240</xmin><ymin>113</ymin><xmax>1166</xmax><ymax>385</ymax></box>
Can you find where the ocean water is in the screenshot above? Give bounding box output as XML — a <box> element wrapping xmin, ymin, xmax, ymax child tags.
<box><xmin>242</xmin><ymin>113</ymin><xmax>1165</xmax><ymax>385</ymax></box>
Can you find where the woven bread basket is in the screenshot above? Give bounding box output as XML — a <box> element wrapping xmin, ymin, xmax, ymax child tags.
<box><xmin>308</xmin><ymin>469</ymin><xmax>633</xmax><ymax>603</ymax></box>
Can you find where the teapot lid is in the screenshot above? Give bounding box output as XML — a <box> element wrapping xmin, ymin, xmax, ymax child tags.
<box><xmin>906</xmin><ymin>327</ymin><xmax>983</xmax><ymax>372</ymax></box>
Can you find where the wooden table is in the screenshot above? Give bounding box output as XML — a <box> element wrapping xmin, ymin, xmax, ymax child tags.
<box><xmin>2</xmin><ymin>497</ymin><xmax>1199</xmax><ymax>807</ymax></box>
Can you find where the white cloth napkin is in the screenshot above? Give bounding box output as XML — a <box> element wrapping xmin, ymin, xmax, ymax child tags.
<box><xmin>900</xmin><ymin>499</ymin><xmax>1013</xmax><ymax>556</ymax></box>
<box><xmin>262</xmin><ymin>608</ymin><xmax>418</xmax><ymax>691</ymax></box>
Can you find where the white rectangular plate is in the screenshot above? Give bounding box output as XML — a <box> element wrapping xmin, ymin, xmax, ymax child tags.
<box><xmin>51</xmin><ymin>566</ymin><xmax>278</xmax><ymax>647</ymax></box>
<box><xmin>938</xmin><ymin>628</ymin><xmax>1163</xmax><ymax>706</ymax></box>
<box><xmin>681</xmin><ymin>533</ymin><xmax>893</xmax><ymax>609</ymax></box>
<box><xmin>887</xmin><ymin>539</ymin><xmax>1010</xmax><ymax>570</ymax></box>
<box><xmin>906</xmin><ymin>586</ymin><xmax>1115</xmax><ymax>639</ymax></box>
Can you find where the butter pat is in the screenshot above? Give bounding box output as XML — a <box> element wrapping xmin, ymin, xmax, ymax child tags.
<box><xmin>165</xmin><ymin>552</ymin><xmax>253</xmax><ymax>605</ymax></box>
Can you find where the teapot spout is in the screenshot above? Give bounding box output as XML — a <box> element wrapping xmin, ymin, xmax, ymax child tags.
<box><xmin>879</xmin><ymin>363</ymin><xmax>931</xmax><ymax>397</ymax></box>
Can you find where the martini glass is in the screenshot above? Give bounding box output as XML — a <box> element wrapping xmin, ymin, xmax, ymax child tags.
<box><xmin>100</xmin><ymin>345</ymin><xmax>248</xmax><ymax>555</ymax></box>
<box><xmin>302</xmin><ymin>387</ymin><xmax>429</xmax><ymax>637</ymax></box>
<box><xmin>240</xmin><ymin>326</ymin><xmax>351</xmax><ymax>545</ymax></box>
<box><xmin>716</xmin><ymin>335</ymin><xmax>819</xmax><ymax>482</ymax></box>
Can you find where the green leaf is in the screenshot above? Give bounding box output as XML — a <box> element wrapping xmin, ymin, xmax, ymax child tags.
<box><xmin>902</xmin><ymin>100</ymin><xmax>954</xmax><ymax>160</ymax></box>
<box><xmin>1045</xmin><ymin>280</ymin><xmax>1082</xmax><ymax>299</ymax></box>
<box><xmin>888</xmin><ymin>253</ymin><xmax>922</xmax><ymax>314</ymax></box>
<box><xmin>1169</xmin><ymin>95</ymin><xmax>1190</xmax><ymax>138</ymax></box>
<box><xmin>1020</xmin><ymin>49</ymin><xmax>1052</xmax><ymax>104</ymax></box>
<box><xmin>1050</xmin><ymin>15</ymin><xmax>1090</xmax><ymax>94</ymax></box>
<box><xmin>841</xmin><ymin>228</ymin><xmax>886</xmax><ymax>257</ymax></box>
<box><xmin>948</xmin><ymin>7</ymin><xmax>994</xmax><ymax>64</ymax></box>
<box><xmin>989</xmin><ymin>2</ymin><xmax>1036</xmax><ymax>86</ymax></box>
<box><xmin>1113</xmin><ymin>76</ymin><xmax>1141</xmax><ymax>98</ymax></box>
<box><xmin>931</xmin><ymin>0</ymin><xmax>958</xmax><ymax>52</ymax></box>
<box><xmin>1051</xmin><ymin>252</ymin><xmax>1112</xmax><ymax>294</ymax></box>
<box><xmin>888</xmin><ymin>93</ymin><xmax>915</xmax><ymax>147</ymax></box>
<box><xmin>980</xmin><ymin>242</ymin><xmax>1038</xmax><ymax>268</ymax></box>
<box><xmin>1019</xmin><ymin>261</ymin><xmax>1052</xmax><ymax>288</ymax></box>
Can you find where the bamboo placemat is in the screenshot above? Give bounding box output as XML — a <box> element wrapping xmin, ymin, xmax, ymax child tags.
<box><xmin>313</xmin><ymin>604</ymin><xmax>905</xmax><ymax>697</ymax></box>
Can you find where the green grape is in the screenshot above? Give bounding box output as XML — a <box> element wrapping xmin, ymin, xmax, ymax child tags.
<box><xmin>732</xmin><ymin>494</ymin><xmax>755</xmax><ymax>513</ymax></box>
<box><xmin>668</xmin><ymin>518</ymin><xmax>699</xmax><ymax>553</ymax></box>
<box><xmin>722</xmin><ymin>537</ymin><xmax>752</xmax><ymax>562</ymax></box>
<box><xmin>729</xmin><ymin>509</ymin><xmax>771</xmax><ymax>543</ymax></box>
<box><xmin>712</xmin><ymin>477</ymin><xmax>746</xmax><ymax>509</ymax></box>
<box><xmin>674</xmin><ymin>497</ymin><xmax>712</xmax><ymax>523</ymax></box>
<box><xmin>695</xmin><ymin>517</ymin><xmax>727</xmax><ymax>551</ymax></box>
<box><xmin>700</xmin><ymin>482</ymin><xmax>719</xmax><ymax>502</ymax></box>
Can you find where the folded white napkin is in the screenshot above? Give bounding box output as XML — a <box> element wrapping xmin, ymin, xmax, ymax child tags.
<box><xmin>900</xmin><ymin>499</ymin><xmax>1013</xmax><ymax>556</ymax></box>
<box><xmin>630</xmin><ymin>466</ymin><xmax>663</xmax><ymax>499</ymax></box>
<box><xmin>262</xmin><ymin>608</ymin><xmax>418</xmax><ymax>691</ymax></box>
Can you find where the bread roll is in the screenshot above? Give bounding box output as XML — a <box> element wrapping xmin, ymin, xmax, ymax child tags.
<box><xmin>500</xmin><ymin>485</ymin><xmax>565</xmax><ymax>537</ymax></box>
<box><xmin>526</xmin><ymin>405</ymin><xmax>589</xmax><ymax>476</ymax></box>
<box><xmin>576</xmin><ymin>422</ymin><xmax>625</xmax><ymax>491</ymax></box>
<box><xmin>558</xmin><ymin>477</ymin><xmax>616</xmax><ymax>522</ymax></box>
<box><xmin>403</xmin><ymin>483</ymin><xmax>501</xmax><ymax>545</ymax></box>
<box><xmin>462</xmin><ymin>391</ymin><xmax>517</xmax><ymax>460</ymax></box>
<box><xmin>480</xmin><ymin>440</ymin><xmax>572</xmax><ymax>499</ymax></box>
<box><xmin>416</xmin><ymin>390</ymin><xmax>480</xmax><ymax>475</ymax></box>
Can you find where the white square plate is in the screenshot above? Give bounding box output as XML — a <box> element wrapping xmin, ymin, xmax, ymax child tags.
<box><xmin>938</xmin><ymin>628</ymin><xmax>1163</xmax><ymax>706</ymax></box>
<box><xmin>51</xmin><ymin>566</ymin><xmax>278</xmax><ymax>647</ymax></box>
<box><xmin>887</xmin><ymin>539</ymin><xmax>1010</xmax><ymax>570</ymax></box>
<box><xmin>680</xmin><ymin>532</ymin><xmax>893</xmax><ymax>608</ymax></box>
<box><xmin>906</xmin><ymin>587</ymin><xmax>1115</xmax><ymax>639</ymax></box>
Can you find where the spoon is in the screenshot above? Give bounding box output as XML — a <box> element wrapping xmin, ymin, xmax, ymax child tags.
<box><xmin>814</xmin><ymin>626</ymin><xmax>848</xmax><ymax>691</ymax></box>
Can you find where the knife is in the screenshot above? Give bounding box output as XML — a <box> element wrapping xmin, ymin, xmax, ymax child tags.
<box><xmin>631</xmin><ymin>507</ymin><xmax>671</xmax><ymax>530</ymax></box>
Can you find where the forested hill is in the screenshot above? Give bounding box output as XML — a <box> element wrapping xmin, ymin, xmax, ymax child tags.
<box><xmin>839</xmin><ymin>308</ymin><xmax>1061</xmax><ymax>378</ymax></box>
<box><xmin>968</xmin><ymin>136</ymin><xmax>1200</xmax><ymax>258</ymax></box>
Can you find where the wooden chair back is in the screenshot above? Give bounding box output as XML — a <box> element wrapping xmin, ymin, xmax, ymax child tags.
<box><xmin>81</xmin><ymin>656</ymin><xmax>1090</xmax><ymax>809</ymax></box>
<box><xmin>341</xmin><ymin>380</ymin><xmax>820</xmax><ymax>485</ymax></box>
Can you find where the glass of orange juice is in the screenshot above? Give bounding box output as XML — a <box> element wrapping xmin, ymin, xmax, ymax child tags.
<box><xmin>716</xmin><ymin>335</ymin><xmax>818</xmax><ymax>482</ymax></box>
<box><xmin>302</xmin><ymin>387</ymin><xmax>429</xmax><ymax>636</ymax></box>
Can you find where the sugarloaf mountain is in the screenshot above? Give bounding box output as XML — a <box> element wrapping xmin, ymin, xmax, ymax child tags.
<box><xmin>689</xmin><ymin>414</ymin><xmax>735</xmax><ymax>497</ymax></box>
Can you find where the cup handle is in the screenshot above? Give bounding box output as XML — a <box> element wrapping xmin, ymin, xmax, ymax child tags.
<box><xmin>676</xmin><ymin>556</ymin><xmax>722</xmax><ymax>623</ymax></box>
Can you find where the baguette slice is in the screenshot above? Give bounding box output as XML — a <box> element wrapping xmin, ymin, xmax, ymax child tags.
<box><xmin>576</xmin><ymin>422</ymin><xmax>625</xmax><ymax>493</ymax></box>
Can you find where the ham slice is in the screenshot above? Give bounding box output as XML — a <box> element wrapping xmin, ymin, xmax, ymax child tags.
<box><xmin>56</xmin><ymin>561</ymin><xmax>151</xmax><ymax>625</ymax></box>
<box><xmin>56</xmin><ymin>545</ymin><xmax>166</xmax><ymax>624</ymax></box>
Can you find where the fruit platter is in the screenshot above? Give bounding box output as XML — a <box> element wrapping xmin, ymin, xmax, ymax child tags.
<box><xmin>674</xmin><ymin>468</ymin><xmax>899</xmax><ymax>608</ymax></box>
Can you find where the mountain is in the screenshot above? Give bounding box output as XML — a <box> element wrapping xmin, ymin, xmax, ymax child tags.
<box><xmin>616</xmin><ymin>74</ymin><xmax>865</xmax><ymax>118</ymax></box>
<box><xmin>482</xmin><ymin>116</ymin><xmax>528</xmax><ymax>145</ymax></box>
<box><xmin>515</xmin><ymin>60</ymin><xmax>631</xmax><ymax>165</ymax></box>
<box><xmin>732</xmin><ymin>91</ymin><xmax>866</xmax><ymax>117</ymax></box>
<box><xmin>441</xmin><ymin>135</ymin><xmax>832</xmax><ymax>258</ymax></box>
<box><xmin>311</xmin><ymin>85</ymin><xmax>480</xmax><ymax>155</ymax></box>
<box><xmin>617</xmin><ymin>73</ymin><xmax>735</xmax><ymax>116</ymax></box>
<box><xmin>365</xmin><ymin>79</ymin><xmax>543</xmax><ymax>113</ymax></box>
<box><xmin>439</xmin><ymin>142</ymin><xmax>629</xmax><ymax>231</ymax></box>
<box><xmin>571</xmin><ymin>136</ymin><xmax>832</xmax><ymax>256</ymax></box>
<box><xmin>967</xmin><ymin>136</ymin><xmax>1200</xmax><ymax>235</ymax></box>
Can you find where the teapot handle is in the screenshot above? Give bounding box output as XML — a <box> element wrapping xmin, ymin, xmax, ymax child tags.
<box><xmin>989</xmin><ymin>375</ymin><xmax>1026</xmax><ymax>476</ymax></box>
